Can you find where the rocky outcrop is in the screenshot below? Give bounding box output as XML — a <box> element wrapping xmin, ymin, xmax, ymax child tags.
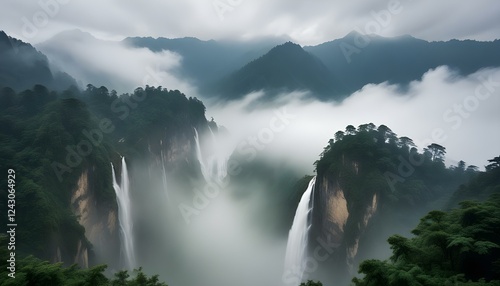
<box><xmin>310</xmin><ymin>159</ymin><xmax>379</xmax><ymax>282</ymax></box>
<box><xmin>313</xmin><ymin>176</ymin><xmax>349</xmax><ymax>247</ymax></box>
<box><xmin>69</xmin><ymin>168</ymin><xmax>120</xmax><ymax>268</ymax></box>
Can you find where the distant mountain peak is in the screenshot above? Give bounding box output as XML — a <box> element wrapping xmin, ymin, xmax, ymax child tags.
<box><xmin>48</xmin><ymin>29</ymin><xmax>97</xmax><ymax>42</ymax></box>
<box><xmin>272</xmin><ymin>41</ymin><xmax>302</xmax><ymax>49</ymax></box>
<box><xmin>264</xmin><ymin>41</ymin><xmax>305</xmax><ymax>58</ymax></box>
<box><xmin>0</xmin><ymin>31</ymin><xmax>77</xmax><ymax>91</ymax></box>
<box><xmin>209</xmin><ymin>40</ymin><xmax>344</xmax><ymax>100</ymax></box>
<box><xmin>278</xmin><ymin>41</ymin><xmax>301</xmax><ymax>47</ymax></box>
<box><xmin>343</xmin><ymin>30</ymin><xmax>365</xmax><ymax>40</ymax></box>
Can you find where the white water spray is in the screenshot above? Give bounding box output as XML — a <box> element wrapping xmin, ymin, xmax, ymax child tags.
<box><xmin>207</xmin><ymin>126</ymin><xmax>228</xmax><ymax>182</ymax></box>
<box><xmin>160</xmin><ymin>141</ymin><xmax>169</xmax><ymax>203</ymax></box>
<box><xmin>283</xmin><ymin>176</ymin><xmax>316</xmax><ymax>284</ymax></box>
<box><xmin>112</xmin><ymin>157</ymin><xmax>137</xmax><ymax>270</ymax></box>
<box><xmin>193</xmin><ymin>128</ymin><xmax>210</xmax><ymax>182</ymax></box>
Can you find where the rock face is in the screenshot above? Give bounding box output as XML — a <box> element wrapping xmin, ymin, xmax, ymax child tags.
<box><xmin>310</xmin><ymin>159</ymin><xmax>379</xmax><ymax>283</ymax></box>
<box><xmin>68</xmin><ymin>167</ymin><xmax>120</xmax><ymax>268</ymax></box>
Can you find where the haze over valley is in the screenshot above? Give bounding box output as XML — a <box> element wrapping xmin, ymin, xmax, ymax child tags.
<box><xmin>1</xmin><ymin>1</ymin><xmax>500</xmax><ymax>285</ymax></box>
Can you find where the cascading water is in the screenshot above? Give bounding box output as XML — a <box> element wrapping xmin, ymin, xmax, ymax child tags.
<box><xmin>283</xmin><ymin>176</ymin><xmax>316</xmax><ymax>285</ymax></box>
<box><xmin>193</xmin><ymin>128</ymin><xmax>210</xmax><ymax>182</ymax></box>
<box><xmin>160</xmin><ymin>140</ymin><xmax>169</xmax><ymax>203</ymax></box>
<box><xmin>111</xmin><ymin>157</ymin><xmax>137</xmax><ymax>270</ymax></box>
<box><xmin>207</xmin><ymin>126</ymin><xmax>228</xmax><ymax>182</ymax></box>
<box><xmin>194</xmin><ymin>127</ymin><xmax>230</xmax><ymax>183</ymax></box>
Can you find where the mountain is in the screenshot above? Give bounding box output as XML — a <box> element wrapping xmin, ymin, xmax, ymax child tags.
<box><xmin>36</xmin><ymin>29</ymin><xmax>123</xmax><ymax>91</ymax></box>
<box><xmin>0</xmin><ymin>83</ymin><xmax>214</xmax><ymax>271</ymax></box>
<box><xmin>124</xmin><ymin>36</ymin><xmax>285</xmax><ymax>85</ymax></box>
<box><xmin>299</xmin><ymin>124</ymin><xmax>474</xmax><ymax>285</ymax></box>
<box><xmin>208</xmin><ymin>42</ymin><xmax>345</xmax><ymax>100</ymax></box>
<box><xmin>0</xmin><ymin>31</ymin><xmax>76</xmax><ymax>91</ymax></box>
<box><xmin>304</xmin><ymin>31</ymin><xmax>500</xmax><ymax>94</ymax></box>
<box><xmin>31</xmin><ymin>30</ymin><xmax>500</xmax><ymax>102</ymax></box>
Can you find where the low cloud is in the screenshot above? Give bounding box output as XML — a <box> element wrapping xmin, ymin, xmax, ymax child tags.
<box><xmin>1</xmin><ymin>1</ymin><xmax>499</xmax><ymax>46</ymax></box>
<box><xmin>207</xmin><ymin>66</ymin><xmax>500</xmax><ymax>173</ymax></box>
<box><xmin>36</xmin><ymin>30</ymin><xmax>197</xmax><ymax>95</ymax></box>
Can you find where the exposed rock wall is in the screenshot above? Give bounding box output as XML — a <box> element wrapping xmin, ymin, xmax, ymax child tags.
<box><xmin>68</xmin><ymin>168</ymin><xmax>119</xmax><ymax>268</ymax></box>
<box><xmin>310</xmin><ymin>158</ymin><xmax>379</xmax><ymax>282</ymax></box>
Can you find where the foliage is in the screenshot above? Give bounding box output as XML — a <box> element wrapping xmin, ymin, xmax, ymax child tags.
<box><xmin>314</xmin><ymin>124</ymin><xmax>473</xmax><ymax>209</ymax></box>
<box><xmin>0</xmin><ymin>83</ymin><xmax>209</xmax><ymax>266</ymax></box>
<box><xmin>299</xmin><ymin>280</ymin><xmax>323</xmax><ymax>286</ymax></box>
<box><xmin>0</xmin><ymin>248</ymin><xmax>168</xmax><ymax>286</ymax></box>
<box><xmin>352</xmin><ymin>193</ymin><xmax>500</xmax><ymax>286</ymax></box>
<box><xmin>306</xmin><ymin>124</ymin><xmax>479</xmax><ymax>284</ymax></box>
<box><xmin>448</xmin><ymin>155</ymin><xmax>500</xmax><ymax>207</ymax></box>
<box><xmin>0</xmin><ymin>31</ymin><xmax>76</xmax><ymax>91</ymax></box>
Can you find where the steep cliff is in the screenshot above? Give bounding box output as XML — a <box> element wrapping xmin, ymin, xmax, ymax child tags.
<box><xmin>310</xmin><ymin>158</ymin><xmax>380</xmax><ymax>283</ymax></box>
<box><xmin>304</xmin><ymin>124</ymin><xmax>469</xmax><ymax>285</ymax></box>
<box><xmin>69</xmin><ymin>168</ymin><xmax>119</xmax><ymax>268</ymax></box>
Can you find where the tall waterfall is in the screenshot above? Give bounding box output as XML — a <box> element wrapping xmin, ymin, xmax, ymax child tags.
<box><xmin>111</xmin><ymin>157</ymin><xmax>136</xmax><ymax>270</ymax></box>
<box><xmin>193</xmin><ymin>128</ymin><xmax>210</xmax><ymax>182</ymax></box>
<box><xmin>207</xmin><ymin>126</ymin><xmax>228</xmax><ymax>182</ymax></box>
<box><xmin>160</xmin><ymin>144</ymin><xmax>169</xmax><ymax>203</ymax></box>
<box><xmin>194</xmin><ymin>127</ymin><xmax>229</xmax><ymax>183</ymax></box>
<box><xmin>283</xmin><ymin>176</ymin><xmax>316</xmax><ymax>284</ymax></box>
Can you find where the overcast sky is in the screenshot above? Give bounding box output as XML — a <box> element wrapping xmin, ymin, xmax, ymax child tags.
<box><xmin>1</xmin><ymin>0</ymin><xmax>500</xmax><ymax>45</ymax></box>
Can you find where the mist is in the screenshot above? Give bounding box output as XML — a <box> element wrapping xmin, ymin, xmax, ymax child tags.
<box><xmin>125</xmin><ymin>144</ymin><xmax>291</xmax><ymax>286</ymax></box>
<box><xmin>36</xmin><ymin>30</ymin><xmax>197</xmax><ymax>95</ymax></box>
<box><xmin>29</xmin><ymin>32</ymin><xmax>500</xmax><ymax>286</ymax></box>
<box><xmin>207</xmin><ymin>66</ymin><xmax>500</xmax><ymax>172</ymax></box>
<box><xmin>120</xmin><ymin>65</ymin><xmax>500</xmax><ymax>286</ymax></box>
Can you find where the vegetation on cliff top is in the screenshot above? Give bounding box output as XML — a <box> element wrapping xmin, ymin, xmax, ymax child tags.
<box><xmin>0</xmin><ymin>84</ymin><xmax>209</xmax><ymax>265</ymax></box>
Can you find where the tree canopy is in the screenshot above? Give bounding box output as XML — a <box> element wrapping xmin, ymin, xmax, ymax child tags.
<box><xmin>353</xmin><ymin>193</ymin><xmax>500</xmax><ymax>285</ymax></box>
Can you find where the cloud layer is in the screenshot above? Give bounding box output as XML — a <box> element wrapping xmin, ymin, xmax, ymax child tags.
<box><xmin>1</xmin><ymin>0</ymin><xmax>499</xmax><ymax>45</ymax></box>
<box><xmin>37</xmin><ymin>30</ymin><xmax>196</xmax><ymax>94</ymax></box>
<box><xmin>207</xmin><ymin>66</ymin><xmax>500</xmax><ymax>172</ymax></box>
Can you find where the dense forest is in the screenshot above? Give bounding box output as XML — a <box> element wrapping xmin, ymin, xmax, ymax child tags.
<box><xmin>353</xmin><ymin>194</ymin><xmax>500</xmax><ymax>285</ymax></box>
<box><xmin>0</xmin><ymin>84</ymin><xmax>210</xmax><ymax>285</ymax></box>
<box><xmin>1</xmin><ymin>83</ymin><xmax>498</xmax><ymax>285</ymax></box>
<box><xmin>351</xmin><ymin>156</ymin><xmax>500</xmax><ymax>286</ymax></box>
<box><xmin>1</xmin><ymin>28</ymin><xmax>499</xmax><ymax>286</ymax></box>
<box><xmin>296</xmin><ymin>124</ymin><xmax>498</xmax><ymax>285</ymax></box>
<box><xmin>0</xmin><ymin>237</ymin><xmax>167</xmax><ymax>286</ymax></box>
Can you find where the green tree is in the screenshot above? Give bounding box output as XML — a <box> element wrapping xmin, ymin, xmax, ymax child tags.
<box><xmin>334</xmin><ymin>130</ymin><xmax>345</xmax><ymax>141</ymax></box>
<box><xmin>345</xmin><ymin>125</ymin><xmax>356</xmax><ymax>135</ymax></box>
<box><xmin>299</xmin><ymin>280</ymin><xmax>323</xmax><ymax>286</ymax></box>
<box><xmin>426</xmin><ymin>143</ymin><xmax>446</xmax><ymax>162</ymax></box>
<box><xmin>353</xmin><ymin>195</ymin><xmax>500</xmax><ymax>285</ymax></box>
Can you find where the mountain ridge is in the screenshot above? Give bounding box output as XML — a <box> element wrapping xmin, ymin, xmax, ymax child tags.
<box><xmin>4</xmin><ymin>29</ymin><xmax>500</xmax><ymax>101</ymax></box>
<box><xmin>0</xmin><ymin>30</ymin><xmax>77</xmax><ymax>91</ymax></box>
<box><xmin>304</xmin><ymin>31</ymin><xmax>500</xmax><ymax>94</ymax></box>
<box><xmin>206</xmin><ymin>41</ymin><xmax>344</xmax><ymax>100</ymax></box>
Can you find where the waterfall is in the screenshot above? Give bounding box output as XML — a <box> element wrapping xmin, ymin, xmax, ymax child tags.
<box><xmin>111</xmin><ymin>157</ymin><xmax>136</xmax><ymax>270</ymax></box>
<box><xmin>160</xmin><ymin>146</ymin><xmax>169</xmax><ymax>203</ymax></box>
<box><xmin>207</xmin><ymin>126</ymin><xmax>228</xmax><ymax>182</ymax></box>
<box><xmin>283</xmin><ymin>176</ymin><xmax>316</xmax><ymax>284</ymax></box>
<box><xmin>193</xmin><ymin>128</ymin><xmax>210</xmax><ymax>182</ymax></box>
